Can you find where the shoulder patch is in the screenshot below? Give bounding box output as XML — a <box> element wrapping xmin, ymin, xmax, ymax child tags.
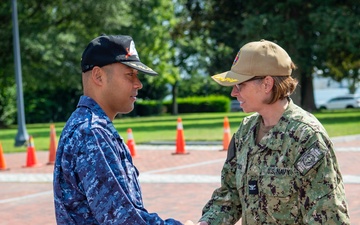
<box><xmin>295</xmin><ymin>145</ymin><xmax>324</xmax><ymax>175</ymax></box>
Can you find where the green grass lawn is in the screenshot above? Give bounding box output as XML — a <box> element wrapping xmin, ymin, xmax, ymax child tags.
<box><xmin>1</xmin><ymin>109</ymin><xmax>360</xmax><ymax>153</ymax></box>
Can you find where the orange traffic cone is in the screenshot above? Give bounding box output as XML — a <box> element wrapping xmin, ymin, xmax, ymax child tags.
<box><xmin>222</xmin><ymin>117</ymin><xmax>231</xmax><ymax>151</ymax></box>
<box><xmin>126</xmin><ymin>128</ymin><xmax>137</xmax><ymax>157</ymax></box>
<box><xmin>172</xmin><ymin>117</ymin><xmax>189</xmax><ymax>155</ymax></box>
<box><xmin>47</xmin><ymin>124</ymin><xmax>57</xmax><ymax>165</ymax></box>
<box><xmin>0</xmin><ymin>142</ymin><xmax>9</xmax><ymax>171</ymax></box>
<box><xmin>23</xmin><ymin>136</ymin><xmax>42</xmax><ymax>168</ymax></box>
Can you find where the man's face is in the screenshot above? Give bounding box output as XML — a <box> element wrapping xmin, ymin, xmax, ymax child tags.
<box><xmin>101</xmin><ymin>63</ymin><xmax>143</xmax><ymax>118</ymax></box>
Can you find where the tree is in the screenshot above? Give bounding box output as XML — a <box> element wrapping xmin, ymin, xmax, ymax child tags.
<box><xmin>120</xmin><ymin>0</ymin><xmax>183</xmax><ymax>114</ymax></box>
<box><xmin>1</xmin><ymin>0</ymin><xmax>171</xmax><ymax>123</ymax></box>
<box><xmin>171</xmin><ymin>0</ymin><xmax>234</xmax><ymax>99</ymax></box>
<box><xmin>0</xmin><ymin>0</ymin><xmax>17</xmax><ymax>126</ymax></box>
<box><xmin>2</xmin><ymin>0</ymin><xmax>359</xmax><ymax>124</ymax></box>
<box><xmin>310</xmin><ymin>3</ymin><xmax>360</xmax><ymax>94</ymax></box>
<box><xmin>175</xmin><ymin>0</ymin><xmax>360</xmax><ymax>111</ymax></box>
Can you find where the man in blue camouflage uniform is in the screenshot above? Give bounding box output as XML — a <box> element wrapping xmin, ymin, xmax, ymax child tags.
<box><xmin>53</xmin><ymin>35</ymin><xmax>191</xmax><ymax>225</ymax></box>
<box><xmin>197</xmin><ymin>40</ymin><xmax>350</xmax><ymax>225</ymax></box>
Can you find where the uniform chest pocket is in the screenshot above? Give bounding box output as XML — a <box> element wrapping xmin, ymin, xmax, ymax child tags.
<box><xmin>259</xmin><ymin>175</ymin><xmax>300</xmax><ymax>223</ymax></box>
<box><xmin>260</xmin><ymin>175</ymin><xmax>296</xmax><ymax>198</ymax></box>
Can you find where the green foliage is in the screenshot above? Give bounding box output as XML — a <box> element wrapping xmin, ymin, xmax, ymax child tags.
<box><xmin>1</xmin><ymin>0</ymin><xmax>176</xmax><ymax>123</ymax></box>
<box><xmin>128</xmin><ymin>95</ymin><xmax>230</xmax><ymax>117</ymax></box>
<box><xmin>16</xmin><ymin>0</ymin><xmax>132</xmax><ymax>93</ymax></box>
<box><xmin>165</xmin><ymin>95</ymin><xmax>230</xmax><ymax>113</ymax></box>
<box><xmin>1</xmin><ymin>0</ymin><xmax>359</xmax><ymax>124</ymax></box>
<box><xmin>178</xmin><ymin>0</ymin><xmax>360</xmax><ymax>109</ymax></box>
<box><xmin>177</xmin><ymin>74</ymin><xmax>232</xmax><ymax>98</ymax></box>
<box><xmin>0</xmin><ymin>1</ymin><xmax>17</xmax><ymax>127</ymax></box>
<box><xmin>128</xmin><ymin>100</ymin><xmax>165</xmax><ymax>117</ymax></box>
<box><xmin>0</xmin><ymin>85</ymin><xmax>17</xmax><ymax>127</ymax></box>
<box><xmin>310</xmin><ymin>2</ymin><xmax>360</xmax><ymax>94</ymax></box>
<box><xmin>24</xmin><ymin>86</ymin><xmax>81</xmax><ymax>123</ymax></box>
<box><xmin>124</xmin><ymin>0</ymin><xmax>180</xmax><ymax>100</ymax></box>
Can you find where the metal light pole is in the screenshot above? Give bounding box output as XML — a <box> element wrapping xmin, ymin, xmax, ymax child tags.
<box><xmin>12</xmin><ymin>0</ymin><xmax>29</xmax><ymax>146</ymax></box>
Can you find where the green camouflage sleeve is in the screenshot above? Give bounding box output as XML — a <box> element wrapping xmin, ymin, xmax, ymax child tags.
<box><xmin>296</xmin><ymin>132</ymin><xmax>350</xmax><ymax>224</ymax></box>
<box><xmin>200</xmin><ymin>135</ymin><xmax>242</xmax><ymax>225</ymax></box>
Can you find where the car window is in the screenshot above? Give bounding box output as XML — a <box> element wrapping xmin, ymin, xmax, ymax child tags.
<box><xmin>329</xmin><ymin>96</ymin><xmax>354</xmax><ymax>102</ymax></box>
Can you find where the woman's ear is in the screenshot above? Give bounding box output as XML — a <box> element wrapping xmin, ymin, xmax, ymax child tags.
<box><xmin>263</xmin><ymin>76</ymin><xmax>274</xmax><ymax>94</ymax></box>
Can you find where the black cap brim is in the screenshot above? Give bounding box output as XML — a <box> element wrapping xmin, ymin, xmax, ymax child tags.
<box><xmin>121</xmin><ymin>61</ymin><xmax>158</xmax><ymax>76</ymax></box>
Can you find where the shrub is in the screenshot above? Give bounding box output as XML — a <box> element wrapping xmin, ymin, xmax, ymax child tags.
<box><xmin>127</xmin><ymin>100</ymin><xmax>164</xmax><ymax>117</ymax></box>
<box><xmin>126</xmin><ymin>96</ymin><xmax>230</xmax><ymax>117</ymax></box>
<box><xmin>161</xmin><ymin>95</ymin><xmax>230</xmax><ymax>114</ymax></box>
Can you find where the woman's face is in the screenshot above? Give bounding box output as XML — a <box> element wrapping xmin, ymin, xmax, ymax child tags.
<box><xmin>230</xmin><ymin>77</ymin><xmax>268</xmax><ymax>113</ymax></box>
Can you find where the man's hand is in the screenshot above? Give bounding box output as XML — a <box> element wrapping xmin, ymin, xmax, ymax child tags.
<box><xmin>184</xmin><ymin>220</ymin><xmax>208</xmax><ymax>225</ymax></box>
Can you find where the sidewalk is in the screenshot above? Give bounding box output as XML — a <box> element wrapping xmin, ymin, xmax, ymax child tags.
<box><xmin>0</xmin><ymin>136</ymin><xmax>359</xmax><ymax>225</ymax></box>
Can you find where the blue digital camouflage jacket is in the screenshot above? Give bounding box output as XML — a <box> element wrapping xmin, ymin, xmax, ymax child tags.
<box><xmin>53</xmin><ymin>95</ymin><xmax>182</xmax><ymax>225</ymax></box>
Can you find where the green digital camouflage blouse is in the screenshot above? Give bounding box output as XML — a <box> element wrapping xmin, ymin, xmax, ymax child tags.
<box><xmin>200</xmin><ymin>100</ymin><xmax>350</xmax><ymax>225</ymax></box>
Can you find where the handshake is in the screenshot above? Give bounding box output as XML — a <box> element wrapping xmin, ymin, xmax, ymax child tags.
<box><xmin>185</xmin><ymin>221</ymin><xmax>207</xmax><ymax>225</ymax></box>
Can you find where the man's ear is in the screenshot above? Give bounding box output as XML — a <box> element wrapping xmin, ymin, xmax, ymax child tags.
<box><xmin>91</xmin><ymin>66</ymin><xmax>104</xmax><ymax>86</ymax></box>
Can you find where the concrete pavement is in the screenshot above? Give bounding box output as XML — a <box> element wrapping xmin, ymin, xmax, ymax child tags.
<box><xmin>0</xmin><ymin>135</ymin><xmax>359</xmax><ymax>225</ymax></box>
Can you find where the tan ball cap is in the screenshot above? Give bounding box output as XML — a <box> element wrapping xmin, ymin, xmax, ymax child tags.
<box><xmin>211</xmin><ymin>39</ymin><xmax>292</xmax><ymax>86</ymax></box>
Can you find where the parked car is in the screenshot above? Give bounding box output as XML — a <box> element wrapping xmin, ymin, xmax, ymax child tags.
<box><xmin>318</xmin><ymin>94</ymin><xmax>360</xmax><ymax>109</ymax></box>
<box><xmin>230</xmin><ymin>100</ymin><xmax>243</xmax><ymax>112</ymax></box>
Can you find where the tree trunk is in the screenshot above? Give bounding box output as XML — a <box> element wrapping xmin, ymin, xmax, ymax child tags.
<box><xmin>171</xmin><ymin>81</ymin><xmax>178</xmax><ymax>115</ymax></box>
<box><xmin>291</xmin><ymin>69</ymin><xmax>301</xmax><ymax>106</ymax></box>
<box><xmin>348</xmin><ymin>71</ymin><xmax>359</xmax><ymax>94</ymax></box>
<box><xmin>300</xmin><ymin>71</ymin><xmax>317</xmax><ymax>112</ymax></box>
<box><xmin>349</xmin><ymin>81</ymin><xmax>356</xmax><ymax>94</ymax></box>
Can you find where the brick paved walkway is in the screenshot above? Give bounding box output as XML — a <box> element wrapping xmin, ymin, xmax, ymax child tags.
<box><xmin>0</xmin><ymin>135</ymin><xmax>359</xmax><ymax>225</ymax></box>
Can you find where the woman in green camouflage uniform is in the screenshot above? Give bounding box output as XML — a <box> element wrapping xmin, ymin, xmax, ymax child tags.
<box><xmin>197</xmin><ymin>40</ymin><xmax>350</xmax><ymax>225</ymax></box>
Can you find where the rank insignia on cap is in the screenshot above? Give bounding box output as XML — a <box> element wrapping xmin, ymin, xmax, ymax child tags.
<box><xmin>295</xmin><ymin>145</ymin><xmax>324</xmax><ymax>175</ymax></box>
<box><xmin>212</xmin><ymin>75</ymin><xmax>238</xmax><ymax>83</ymax></box>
